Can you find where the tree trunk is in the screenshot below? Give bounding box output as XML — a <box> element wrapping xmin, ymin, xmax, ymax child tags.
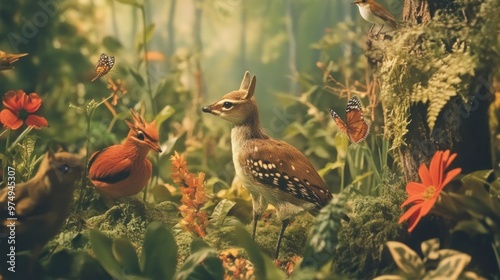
<box><xmin>397</xmin><ymin>0</ymin><xmax>494</xmax><ymax>181</ymax></box>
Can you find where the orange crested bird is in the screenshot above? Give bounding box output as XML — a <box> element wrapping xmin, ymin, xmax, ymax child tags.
<box><xmin>202</xmin><ymin>71</ymin><xmax>349</xmax><ymax>259</ymax></box>
<box><xmin>0</xmin><ymin>150</ymin><xmax>83</xmax><ymax>273</ymax></box>
<box><xmin>88</xmin><ymin>110</ymin><xmax>162</xmax><ymax>199</ymax></box>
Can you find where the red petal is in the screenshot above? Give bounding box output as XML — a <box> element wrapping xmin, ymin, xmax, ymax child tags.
<box><xmin>399</xmin><ymin>204</ymin><xmax>423</xmax><ymax>232</ymax></box>
<box><xmin>440</xmin><ymin>168</ymin><xmax>462</xmax><ymax>190</ymax></box>
<box><xmin>418</xmin><ymin>198</ymin><xmax>437</xmax><ymax>218</ymax></box>
<box><xmin>429</xmin><ymin>150</ymin><xmax>443</xmax><ymax>187</ymax></box>
<box><xmin>446</xmin><ymin>152</ymin><xmax>457</xmax><ymax>169</ymax></box>
<box><xmin>24</xmin><ymin>93</ymin><xmax>42</xmax><ymax>113</ymax></box>
<box><xmin>26</xmin><ymin>115</ymin><xmax>48</xmax><ymax>128</ymax></box>
<box><xmin>2</xmin><ymin>90</ymin><xmax>26</xmax><ymax>112</ymax></box>
<box><xmin>418</xmin><ymin>163</ymin><xmax>433</xmax><ymax>187</ymax></box>
<box><xmin>398</xmin><ymin>203</ymin><xmax>421</xmax><ymax>224</ymax></box>
<box><xmin>406</xmin><ymin>182</ymin><xmax>426</xmax><ymax>195</ymax></box>
<box><xmin>401</xmin><ymin>195</ymin><xmax>424</xmax><ymax>207</ymax></box>
<box><xmin>0</xmin><ymin>109</ymin><xmax>22</xmax><ymax>130</ymax></box>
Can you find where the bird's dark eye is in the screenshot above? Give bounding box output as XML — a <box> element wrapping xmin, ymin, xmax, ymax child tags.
<box><xmin>58</xmin><ymin>164</ymin><xmax>70</xmax><ymax>174</ymax></box>
<box><xmin>137</xmin><ymin>130</ymin><xmax>145</xmax><ymax>141</ymax></box>
<box><xmin>223</xmin><ymin>102</ymin><xmax>233</xmax><ymax>109</ymax></box>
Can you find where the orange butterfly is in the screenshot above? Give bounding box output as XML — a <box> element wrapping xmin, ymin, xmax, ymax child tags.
<box><xmin>329</xmin><ymin>96</ymin><xmax>370</xmax><ymax>143</ymax></box>
<box><xmin>91</xmin><ymin>53</ymin><xmax>115</xmax><ymax>82</ymax></box>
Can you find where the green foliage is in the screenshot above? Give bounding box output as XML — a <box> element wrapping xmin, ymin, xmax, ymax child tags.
<box><xmin>301</xmin><ymin>192</ymin><xmax>349</xmax><ymax>270</ymax></box>
<box><xmin>374</xmin><ymin>239</ymin><xmax>482</xmax><ymax>280</ymax></box>
<box><xmin>380</xmin><ymin>0</ymin><xmax>500</xmax><ymax>150</ymax></box>
<box><xmin>90</xmin><ymin>221</ymin><xmax>223</xmax><ymax>280</ymax></box>
<box><xmin>436</xmin><ymin>170</ymin><xmax>500</xmax><ymax>235</ymax></box>
<box><xmin>333</xmin><ymin>180</ymin><xmax>408</xmax><ymax>279</ymax></box>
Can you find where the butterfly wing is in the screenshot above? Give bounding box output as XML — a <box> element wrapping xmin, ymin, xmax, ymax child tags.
<box><xmin>344</xmin><ymin>96</ymin><xmax>370</xmax><ymax>143</ymax></box>
<box><xmin>91</xmin><ymin>53</ymin><xmax>115</xmax><ymax>82</ymax></box>
<box><xmin>328</xmin><ymin>108</ymin><xmax>348</xmax><ymax>135</ymax></box>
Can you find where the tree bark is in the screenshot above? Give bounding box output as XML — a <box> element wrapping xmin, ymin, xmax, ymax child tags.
<box><xmin>397</xmin><ymin>0</ymin><xmax>494</xmax><ymax>181</ymax></box>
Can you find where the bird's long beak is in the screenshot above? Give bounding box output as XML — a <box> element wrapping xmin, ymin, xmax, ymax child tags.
<box><xmin>149</xmin><ymin>142</ymin><xmax>162</xmax><ymax>153</ymax></box>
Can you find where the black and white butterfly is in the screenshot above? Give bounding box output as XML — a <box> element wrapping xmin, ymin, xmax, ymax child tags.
<box><xmin>328</xmin><ymin>96</ymin><xmax>370</xmax><ymax>143</ymax></box>
<box><xmin>91</xmin><ymin>53</ymin><xmax>115</xmax><ymax>82</ymax></box>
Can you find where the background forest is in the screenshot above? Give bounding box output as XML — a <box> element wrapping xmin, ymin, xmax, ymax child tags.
<box><xmin>0</xmin><ymin>0</ymin><xmax>499</xmax><ymax>279</ymax></box>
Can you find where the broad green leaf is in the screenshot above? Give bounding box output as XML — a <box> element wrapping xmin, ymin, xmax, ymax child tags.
<box><xmin>155</xmin><ymin>105</ymin><xmax>175</xmax><ymax>127</ymax></box>
<box><xmin>89</xmin><ymin>230</ymin><xmax>123</xmax><ymax>279</ymax></box>
<box><xmin>466</xmin><ymin>170</ymin><xmax>494</xmax><ymax>182</ymax></box>
<box><xmin>141</xmin><ymin>222</ymin><xmax>177</xmax><ymax>280</ymax></box>
<box><xmin>129</xmin><ymin>68</ymin><xmax>145</xmax><ymax>87</ymax></box>
<box><xmin>210</xmin><ymin>199</ymin><xmax>236</xmax><ymax>228</ymax></box>
<box><xmin>175</xmin><ymin>239</ymin><xmax>224</xmax><ymax>280</ymax></box>
<box><xmin>421</xmin><ymin>238</ymin><xmax>440</xmax><ymax>261</ymax></box>
<box><xmin>386</xmin><ymin>241</ymin><xmax>424</xmax><ymax>277</ymax></box>
<box><xmin>112</xmin><ymin>238</ymin><xmax>141</xmax><ymax>275</ymax></box>
<box><xmin>151</xmin><ymin>184</ymin><xmax>172</xmax><ymax>203</ymax></box>
<box><xmin>115</xmin><ymin>0</ymin><xmax>142</xmax><ymax>8</ymax></box>
<box><xmin>448</xmin><ymin>193</ymin><xmax>492</xmax><ymax>218</ymax></box>
<box><xmin>102</xmin><ymin>36</ymin><xmax>123</xmax><ymax>52</ymax></box>
<box><xmin>425</xmin><ymin>254</ymin><xmax>471</xmax><ymax>279</ymax></box>
<box><xmin>233</xmin><ymin>226</ymin><xmax>287</xmax><ymax>280</ymax></box>
<box><xmin>453</xmin><ymin>220</ymin><xmax>489</xmax><ymax>235</ymax></box>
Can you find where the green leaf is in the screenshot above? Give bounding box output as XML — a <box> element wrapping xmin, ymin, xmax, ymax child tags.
<box><xmin>448</xmin><ymin>193</ymin><xmax>492</xmax><ymax>218</ymax></box>
<box><xmin>421</xmin><ymin>238</ymin><xmax>440</xmax><ymax>261</ymax></box>
<box><xmin>210</xmin><ymin>199</ymin><xmax>236</xmax><ymax>229</ymax></box>
<box><xmin>89</xmin><ymin>230</ymin><xmax>123</xmax><ymax>279</ymax></box>
<box><xmin>175</xmin><ymin>239</ymin><xmax>224</xmax><ymax>280</ymax></box>
<box><xmin>144</xmin><ymin>23</ymin><xmax>155</xmax><ymax>44</ymax></box>
<box><xmin>318</xmin><ymin>161</ymin><xmax>343</xmax><ymax>177</ymax></box>
<box><xmin>453</xmin><ymin>220</ymin><xmax>489</xmax><ymax>235</ymax></box>
<box><xmin>102</xmin><ymin>36</ymin><xmax>123</xmax><ymax>53</ymax></box>
<box><xmin>386</xmin><ymin>241</ymin><xmax>425</xmax><ymax>278</ymax></box>
<box><xmin>115</xmin><ymin>0</ymin><xmax>142</xmax><ymax>8</ymax></box>
<box><xmin>155</xmin><ymin>105</ymin><xmax>175</xmax><ymax>127</ymax></box>
<box><xmin>466</xmin><ymin>170</ymin><xmax>494</xmax><ymax>182</ymax></box>
<box><xmin>233</xmin><ymin>226</ymin><xmax>287</xmax><ymax>280</ymax></box>
<box><xmin>426</xmin><ymin>253</ymin><xmax>471</xmax><ymax>279</ymax></box>
<box><xmin>151</xmin><ymin>184</ymin><xmax>172</xmax><ymax>203</ymax></box>
<box><xmin>141</xmin><ymin>222</ymin><xmax>177</xmax><ymax>280</ymax></box>
<box><xmin>112</xmin><ymin>238</ymin><xmax>141</xmax><ymax>275</ymax></box>
<box><xmin>129</xmin><ymin>68</ymin><xmax>146</xmax><ymax>87</ymax></box>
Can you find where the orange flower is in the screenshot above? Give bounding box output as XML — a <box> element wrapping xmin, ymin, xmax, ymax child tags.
<box><xmin>0</xmin><ymin>90</ymin><xmax>48</xmax><ymax>130</ymax></box>
<box><xmin>398</xmin><ymin>150</ymin><xmax>462</xmax><ymax>232</ymax></box>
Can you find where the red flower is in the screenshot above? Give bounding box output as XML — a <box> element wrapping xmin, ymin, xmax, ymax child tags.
<box><xmin>0</xmin><ymin>90</ymin><xmax>48</xmax><ymax>130</ymax></box>
<box><xmin>398</xmin><ymin>150</ymin><xmax>462</xmax><ymax>232</ymax></box>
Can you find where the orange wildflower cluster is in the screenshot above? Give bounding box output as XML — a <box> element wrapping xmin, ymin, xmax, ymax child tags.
<box><xmin>170</xmin><ymin>151</ymin><xmax>209</xmax><ymax>238</ymax></box>
<box><xmin>219</xmin><ymin>249</ymin><xmax>255</xmax><ymax>279</ymax></box>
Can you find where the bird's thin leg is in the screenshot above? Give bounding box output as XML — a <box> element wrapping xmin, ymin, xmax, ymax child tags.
<box><xmin>376</xmin><ymin>24</ymin><xmax>385</xmax><ymax>36</ymax></box>
<box><xmin>368</xmin><ymin>24</ymin><xmax>375</xmax><ymax>36</ymax></box>
<box><xmin>274</xmin><ymin>219</ymin><xmax>290</xmax><ymax>259</ymax></box>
